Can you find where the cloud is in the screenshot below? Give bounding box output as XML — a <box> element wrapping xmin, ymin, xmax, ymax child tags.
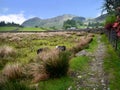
<box><xmin>0</xmin><ymin>13</ymin><xmax>26</xmax><ymax>25</ymax></box>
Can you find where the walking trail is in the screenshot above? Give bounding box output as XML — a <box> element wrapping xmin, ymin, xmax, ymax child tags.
<box><xmin>71</xmin><ymin>35</ymin><xmax>110</xmax><ymax>90</ymax></box>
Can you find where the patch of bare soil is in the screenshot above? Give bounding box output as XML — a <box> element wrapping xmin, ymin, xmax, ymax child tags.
<box><xmin>71</xmin><ymin>35</ymin><xmax>109</xmax><ymax>90</ymax></box>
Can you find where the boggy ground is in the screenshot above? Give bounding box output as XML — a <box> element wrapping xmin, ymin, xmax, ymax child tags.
<box><xmin>0</xmin><ymin>31</ymin><xmax>95</xmax><ymax>90</ymax></box>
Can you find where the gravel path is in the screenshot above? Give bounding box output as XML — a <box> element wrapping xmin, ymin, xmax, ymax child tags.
<box><xmin>71</xmin><ymin>35</ymin><xmax>109</xmax><ymax>90</ymax></box>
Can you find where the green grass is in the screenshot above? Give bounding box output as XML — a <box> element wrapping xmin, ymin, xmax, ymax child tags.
<box><xmin>0</xmin><ymin>26</ymin><xmax>53</xmax><ymax>31</ymax></box>
<box><xmin>38</xmin><ymin>76</ymin><xmax>74</xmax><ymax>90</ymax></box>
<box><xmin>0</xmin><ymin>80</ymin><xmax>34</xmax><ymax>90</ymax></box>
<box><xmin>19</xmin><ymin>27</ymin><xmax>45</xmax><ymax>31</ymax></box>
<box><xmin>102</xmin><ymin>34</ymin><xmax>120</xmax><ymax>90</ymax></box>
<box><xmin>0</xmin><ymin>26</ymin><xmax>18</xmax><ymax>31</ymax></box>
<box><xmin>70</xmin><ymin>56</ymin><xmax>90</xmax><ymax>71</ymax></box>
<box><xmin>85</xmin><ymin>35</ymin><xmax>98</xmax><ymax>52</ymax></box>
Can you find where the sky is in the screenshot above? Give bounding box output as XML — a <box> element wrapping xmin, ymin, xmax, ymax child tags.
<box><xmin>0</xmin><ymin>0</ymin><xmax>104</xmax><ymax>24</ymax></box>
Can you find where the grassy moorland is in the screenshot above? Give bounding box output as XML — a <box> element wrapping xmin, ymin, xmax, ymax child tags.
<box><xmin>0</xmin><ymin>31</ymin><xmax>95</xmax><ymax>90</ymax></box>
<box><xmin>19</xmin><ymin>27</ymin><xmax>51</xmax><ymax>31</ymax></box>
<box><xmin>0</xmin><ymin>26</ymin><xmax>52</xmax><ymax>31</ymax></box>
<box><xmin>0</xmin><ymin>26</ymin><xmax>18</xmax><ymax>31</ymax></box>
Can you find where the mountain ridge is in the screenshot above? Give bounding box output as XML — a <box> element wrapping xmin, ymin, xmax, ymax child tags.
<box><xmin>22</xmin><ymin>14</ymin><xmax>106</xmax><ymax>29</ymax></box>
<box><xmin>22</xmin><ymin>14</ymin><xmax>85</xmax><ymax>29</ymax></box>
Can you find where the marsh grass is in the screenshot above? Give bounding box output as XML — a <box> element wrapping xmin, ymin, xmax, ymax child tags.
<box><xmin>2</xmin><ymin>63</ymin><xmax>23</xmax><ymax>80</ymax></box>
<box><xmin>36</xmin><ymin>50</ymin><xmax>70</xmax><ymax>78</ymax></box>
<box><xmin>24</xmin><ymin>63</ymin><xmax>49</xmax><ymax>83</ymax></box>
<box><xmin>0</xmin><ymin>46</ymin><xmax>16</xmax><ymax>58</ymax></box>
<box><xmin>70</xmin><ymin>37</ymin><xmax>93</xmax><ymax>54</ymax></box>
<box><xmin>0</xmin><ymin>32</ymin><xmax>95</xmax><ymax>89</ymax></box>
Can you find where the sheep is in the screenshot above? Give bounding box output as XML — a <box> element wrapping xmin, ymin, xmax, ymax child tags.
<box><xmin>37</xmin><ymin>47</ymin><xmax>50</xmax><ymax>54</ymax></box>
<box><xmin>37</xmin><ymin>48</ymin><xmax>43</xmax><ymax>54</ymax></box>
<box><xmin>56</xmin><ymin>46</ymin><xmax>66</xmax><ymax>51</ymax></box>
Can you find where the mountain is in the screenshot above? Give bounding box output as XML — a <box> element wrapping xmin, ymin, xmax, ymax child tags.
<box><xmin>84</xmin><ymin>14</ymin><xmax>107</xmax><ymax>25</ymax></box>
<box><xmin>94</xmin><ymin>14</ymin><xmax>107</xmax><ymax>22</ymax></box>
<box><xmin>22</xmin><ymin>14</ymin><xmax>85</xmax><ymax>29</ymax></box>
<box><xmin>22</xmin><ymin>17</ymin><xmax>42</xmax><ymax>27</ymax></box>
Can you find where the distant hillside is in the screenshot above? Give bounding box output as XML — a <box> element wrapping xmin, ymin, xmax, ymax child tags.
<box><xmin>22</xmin><ymin>14</ymin><xmax>85</xmax><ymax>29</ymax></box>
<box><xmin>72</xmin><ymin>17</ymin><xmax>85</xmax><ymax>22</ymax></box>
<box><xmin>94</xmin><ymin>14</ymin><xmax>107</xmax><ymax>22</ymax></box>
<box><xmin>84</xmin><ymin>14</ymin><xmax>107</xmax><ymax>25</ymax></box>
<box><xmin>22</xmin><ymin>17</ymin><xmax>42</xmax><ymax>27</ymax></box>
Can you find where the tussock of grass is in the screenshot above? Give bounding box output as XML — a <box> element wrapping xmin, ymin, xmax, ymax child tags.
<box><xmin>0</xmin><ymin>74</ymin><xmax>7</xmax><ymax>85</ymax></box>
<box><xmin>2</xmin><ymin>63</ymin><xmax>23</xmax><ymax>80</ymax></box>
<box><xmin>87</xmin><ymin>33</ymin><xmax>95</xmax><ymax>37</ymax></box>
<box><xmin>70</xmin><ymin>37</ymin><xmax>93</xmax><ymax>54</ymax></box>
<box><xmin>24</xmin><ymin>63</ymin><xmax>49</xmax><ymax>83</ymax></box>
<box><xmin>23</xmin><ymin>49</ymin><xmax>70</xmax><ymax>83</ymax></box>
<box><xmin>0</xmin><ymin>46</ymin><xmax>16</xmax><ymax>58</ymax></box>
<box><xmin>36</xmin><ymin>50</ymin><xmax>70</xmax><ymax>78</ymax></box>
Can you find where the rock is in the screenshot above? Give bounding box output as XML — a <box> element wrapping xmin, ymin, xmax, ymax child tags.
<box><xmin>77</xmin><ymin>75</ymin><xmax>82</xmax><ymax>79</ymax></box>
<box><xmin>76</xmin><ymin>50</ymin><xmax>88</xmax><ymax>56</ymax></box>
<box><xmin>101</xmin><ymin>79</ymin><xmax>104</xmax><ymax>83</ymax></box>
<box><xmin>88</xmin><ymin>73</ymin><xmax>94</xmax><ymax>76</ymax></box>
<box><xmin>68</xmin><ymin>86</ymin><xmax>72</xmax><ymax>90</ymax></box>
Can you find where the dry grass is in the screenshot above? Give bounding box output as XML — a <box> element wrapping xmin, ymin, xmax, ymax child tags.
<box><xmin>24</xmin><ymin>63</ymin><xmax>49</xmax><ymax>82</ymax></box>
<box><xmin>24</xmin><ymin>49</ymin><xmax>70</xmax><ymax>83</ymax></box>
<box><xmin>9</xmin><ymin>36</ymin><xmax>22</xmax><ymax>42</ymax></box>
<box><xmin>0</xmin><ymin>74</ymin><xmax>7</xmax><ymax>84</ymax></box>
<box><xmin>2</xmin><ymin>63</ymin><xmax>23</xmax><ymax>80</ymax></box>
<box><xmin>32</xmin><ymin>73</ymin><xmax>49</xmax><ymax>83</ymax></box>
<box><xmin>69</xmin><ymin>37</ymin><xmax>93</xmax><ymax>54</ymax></box>
<box><xmin>87</xmin><ymin>34</ymin><xmax>95</xmax><ymax>37</ymax></box>
<box><xmin>36</xmin><ymin>49</ymin><xmax>59</xmax><ymax>62</ymax></box>
<box><xmin>0</xmin><ymin>46</ymin><xmax>16</xmax><ymax>57</ymax></box>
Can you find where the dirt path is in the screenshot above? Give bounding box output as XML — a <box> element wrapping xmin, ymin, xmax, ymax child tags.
<box><xmin>73</xmin><ymin>35</ymin><xmax>109</xmax><ymax>90</ymax></box>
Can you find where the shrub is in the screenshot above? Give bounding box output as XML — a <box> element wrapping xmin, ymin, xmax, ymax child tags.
<box><xmin>2</xmin><ymin>63</ymin><xmax>23</xmax><ymax>80</ymax></box>
<box><xmin>0</xmin><ymin>46</ymin><xmax>16</xmax><ymax>58</ymax></box>
<box><xmin>105</xmin><ymin>14</ymin><xmax>116</xmax><ymax>25</ymax></box>
<box><xmin>37</xmin><ymin>49</ymin><xmax>70</xmax><ymax>78</ymax></box>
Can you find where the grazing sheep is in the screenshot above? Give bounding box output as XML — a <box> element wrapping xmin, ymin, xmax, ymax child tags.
<box><xmin>37</xmin><ymin>47</ymin><xmax>49</xmax><ymax>54</ymax></box>
<box><xmin>37</xmin><ymin>48</ymin><xmax>43</xmax><ymax>54</ymax></box>
<box><xmin>56</xmin><ymin>46</ymin><xmax>66</xmax><ymax>51</ymax></box>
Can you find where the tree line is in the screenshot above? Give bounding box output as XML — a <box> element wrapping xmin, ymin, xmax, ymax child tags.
<box><xmin>0</xmin><ymin>21</ymin><xmax>21</xmax><ymax>27</ymax></box>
